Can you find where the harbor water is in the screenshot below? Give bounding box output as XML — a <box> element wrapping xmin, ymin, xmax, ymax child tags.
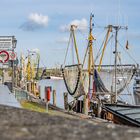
<box><xmin>39</xmin><ymin>77</ymin><xmax>135</xmax><ymax>109</ymax></box>
<box><xmin>39</xmin><ymin>79</ymin><xmax>73</xmax><ymax>108</ymax></box>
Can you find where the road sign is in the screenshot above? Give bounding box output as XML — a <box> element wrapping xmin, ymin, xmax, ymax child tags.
<box><xmin>0</xmin><ymin>36</ymin><xmax>17</xmax><ymax>50</ymax></box>
<box><xmin>0</xmin><ymin>37</ymin><xmax>12</xmax><ymax>50</ymax></box>
<box><xmin>0</xmin><ymin>50</ymin><xmax>9</xmax><ymax>63</ymax></box>
<box><xmin>9</xmin><ymin>51</ymin><xmax>17</xmax><ymax>60</ymax></box>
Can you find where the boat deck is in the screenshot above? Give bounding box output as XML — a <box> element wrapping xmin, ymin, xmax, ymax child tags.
<box><xmin>103</xmin><ymin>104</ymin><xmax>140</xmax><ymax>127</ymax></box>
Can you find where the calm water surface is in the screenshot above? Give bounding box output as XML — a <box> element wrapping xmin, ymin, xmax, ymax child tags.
<box><xmin>39</xmin><ymin>79</ymin><xmax>73</xmax><ymax>108</ymax></box>
<box><xmin>39</xmin><ymin>78</ymin><xmax>135</xmax><ymax>109</ymax></box>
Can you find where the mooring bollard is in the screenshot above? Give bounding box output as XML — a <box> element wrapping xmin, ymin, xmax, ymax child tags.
<box><xmin>53</xmin><ymin>90</ymin><xmax>56</xmax><ymax>106</ymax></box>
<box><xmin>63</xmin><ymin>92</ymin><xmax>68</xmax><ymax>110</ymax></box>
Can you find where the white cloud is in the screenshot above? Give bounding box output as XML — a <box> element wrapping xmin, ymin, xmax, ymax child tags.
<box><xmin>60</xmin><ymin>18</ymin><xmax>88</xmax><ymax>32</ymax></box>
<box><xmin>20</xmin><ymin>13</ymin><xmax>49</xmax><ymax>31</ymax></box>
<box><xmin>31</xmin><ymin>48</ymin><xmax>40</xmax><ymax>53</ymax></box>
<box><xmin>28</xmin><ymin>13</ymin><xmax>49</xmax><ymax>27</ymax></box>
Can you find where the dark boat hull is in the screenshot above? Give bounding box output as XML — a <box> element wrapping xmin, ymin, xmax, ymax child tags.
<box><xmin>102</xmin><ymin>104</ymin><xmax>140</xmax><ymax>127</ymax></box>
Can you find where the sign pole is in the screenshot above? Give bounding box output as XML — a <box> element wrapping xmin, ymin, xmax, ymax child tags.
<box><xmin>2</xmin><ymin>63</ymin><xmax>4</xmax><ymax>84</ymax></box>
<box><xmin>12</xmin><ymin>58</ymin><xmax>14</xmax><ymax>93</ymax></box>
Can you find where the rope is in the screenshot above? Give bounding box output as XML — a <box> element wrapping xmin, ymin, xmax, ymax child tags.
<box><xmin>94</xmin><ymin>69</ymin><xmax>109</xmax><ymax>93</ymax></box>
<box><xmin>63</xmin><ymin>32</ymin><xmax>72</xmax><ymax>66</ymax></box>
<box><xmin>94</xmin><ymin>37</ymin><xmax>105</xmax><ymax>63</ymax></box>
<box><xmin>94</xmin><ymin>34</ymin><xmax>114</xmax><ymax>64</ymax></box>
<box><xmin>117</xmin><ymin>53</ymin><xmax>135</xmax><ymax>102</ymax></box>
<box><xmin>71</xmin><ymin>34</ymin><xmax>75</xmax><ymax>64</ymax></box>
<box><xmin>118</xmin><ymin>41</ymin><xmax>138</xmax><ymax>64</ymax></box>
<box><xmin>82</xmin><ymin>43</ymin><xmax>89</xmax><ymax>66</ymax></box>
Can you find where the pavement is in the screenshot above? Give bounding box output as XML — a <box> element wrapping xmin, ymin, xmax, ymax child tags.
<box><xmin>0</xmin><ymin>84</ymin><xmax>21</xmax><ymax>108</ymax></box>
<box><xmin>0</xmin><ymin>105</ymin><xmax>140</xmax><ymax>140</ymax></box>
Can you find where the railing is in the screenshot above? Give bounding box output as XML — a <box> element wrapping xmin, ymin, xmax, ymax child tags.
<box><xmin>13</xmin><ymin>87</ymin><xmax>45</xmax><ymax>105</ymax></box>
<box><xmin>13</xmin><ymin>87</ymin><xmax>29</xmax><ymax>101</ymax></box>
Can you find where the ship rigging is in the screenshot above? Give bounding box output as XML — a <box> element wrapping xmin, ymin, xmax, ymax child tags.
<box><xmin>61</xmin><ymin>13</ymin><xmax>138</xmax><ymax>119</ymax></box>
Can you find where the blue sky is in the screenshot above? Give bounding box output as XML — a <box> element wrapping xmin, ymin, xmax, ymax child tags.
<box><xmin>0</xmin><ymin>0</ymin><xmax>140</xmax><ymax>67</ymax></box>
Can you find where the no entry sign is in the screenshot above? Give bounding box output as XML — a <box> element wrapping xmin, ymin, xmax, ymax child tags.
<box><xmin>9</xmin><ymin>51</ymin><xmax>17</xmax><ymax>60</ymax></box>
<box><xmin>0</xmin><ymin>50</ymin><xmax>9</xmax><ymax>63</ymax></box>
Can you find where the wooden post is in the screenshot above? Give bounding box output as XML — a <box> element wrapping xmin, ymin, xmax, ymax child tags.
<box><xmin>83</xmin><ymin>95</ymin><xmax>88</xmax><ymax>115</ymax></box>
<box><xmin>27</xmin><ymin>82</ymin><xmax>31</xmax><ymax>93</ymax></box>
<box><xmin>2</xmin><ymin>65</ymin><xmax>4</xmax><ymax>84</ymax></box>
<box><xmin>97</xmin><ymin>97</ymin><xmax>102</xmax><ymax>117</ymax></box>
<box><xmin>38</xmin><ymin>85</ymin><xmax>41</xmax><ymax>98</ymax></box>
<box><xmin>53</xmin><ymin>90</ymin><xmax>56</xmax><ymax>106</ymax></box>
<box><xmin>63</xmin><ymin>92</ymin><xmax>68</xmax><ymax>110</ymax></box>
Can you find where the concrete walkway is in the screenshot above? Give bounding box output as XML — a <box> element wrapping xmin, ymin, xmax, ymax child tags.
<box><xmin>0</xmin><ymin>84</ymin><xmax>21</xmax><ymax>108</ymax></box>
<box><xmin>0</xmin><ymin>105</ymin><xmax>140</xmax><ymax>140</ymax></box>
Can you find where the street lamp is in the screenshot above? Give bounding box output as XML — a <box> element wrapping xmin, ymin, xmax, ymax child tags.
<box><xmin>12</xmin><ymin>36</ymin><xmax>17</xmax><ymax>49</ymax></box>
<box><xmin>12</xmin><ymin>36</ymin><xmax>17</xmax><ymax>92</ymax></box>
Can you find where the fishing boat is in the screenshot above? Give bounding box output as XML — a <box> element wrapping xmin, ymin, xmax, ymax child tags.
<box><xmin>62</xmin><ymin>13</ymin><xmax>140</xmax><ymax>126</ymax></box>
<box><xmin>102</xmin><ymin>104</ymin><xmax>140</xmax><ymax>127</ymax></box>
<box><xmin>133</xmin><ymin>68</ymin><xmax>140</xmax><ymax>105</ymax></box>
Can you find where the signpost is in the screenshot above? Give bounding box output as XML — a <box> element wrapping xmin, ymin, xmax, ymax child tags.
<box><xmin>0</xmin><ymin>36</ymin><xmax>13</xmax><ymax>50</ymax></box>
<box><xmin>9</xmin><ymin>51</ymin><xmax>17</xmax><ymax>60</ymax></box>
<box><xmin>0</xmin><ymin>36</ymin><xmax>17</xmax><ymax>92</ymax></box>
<box><xmin>0</xmin><ymin>36</ymin><xmax>17</xmax><ymax>63</ymax></box>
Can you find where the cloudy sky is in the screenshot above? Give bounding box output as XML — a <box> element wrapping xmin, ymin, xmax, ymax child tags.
<box><xmin>0</xmin><ymin>0</ymin><xmax>140</xmax><ymax>67</ymax></box>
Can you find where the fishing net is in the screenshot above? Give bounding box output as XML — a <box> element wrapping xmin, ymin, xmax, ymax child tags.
<box><xmin>94</xmin><ymin>69</ymin><xmax>109</xmax><ymax>93</ymax></box>
<box><xmin>62</xmin><ymin>64</ymin><xmax>86</xmax><ymax>98</ymax></box>
<box><xmin>96</xmin><ymin>66</ymin><xmax>135</xmax><ymax>96</ymax></box>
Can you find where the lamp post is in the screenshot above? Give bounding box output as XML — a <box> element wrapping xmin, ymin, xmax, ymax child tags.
<box><xmin>12</xmin><ymin>36</ymin><xmax>17</xmax><ymax>93</ymax></box>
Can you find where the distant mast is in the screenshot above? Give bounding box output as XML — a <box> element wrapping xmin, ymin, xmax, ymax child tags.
<box><xmin>83</xmin><ymin>13</ymin><xmax>96</xmax><ymax>115</ymax></box>
<box><xmin>111</xmin><ymin>25</ymin><xmax>127</xmax><ymax>103</ymax></box>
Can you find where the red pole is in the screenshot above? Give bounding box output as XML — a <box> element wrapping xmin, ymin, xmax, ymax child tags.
<box><xmin>45</xmin><ymin>87</ymin><xmax>51</xmax><ymax>102</ymax></box>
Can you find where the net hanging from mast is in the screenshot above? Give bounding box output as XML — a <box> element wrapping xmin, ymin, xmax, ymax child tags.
<box><xmin>93</xmin><ymin>24</ymin><xmax>136</xmax><ymax>98</ymax></box>
<box><xmin>61</xmin><ymin>25</ymin><xmax>86</xmax><ymax>98</ymax></box>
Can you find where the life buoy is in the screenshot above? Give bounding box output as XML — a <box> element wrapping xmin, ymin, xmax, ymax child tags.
<box><xmin>0</xmin><ymin>50</ymin><xmax>9</xmax><ymax>63</ymax></box>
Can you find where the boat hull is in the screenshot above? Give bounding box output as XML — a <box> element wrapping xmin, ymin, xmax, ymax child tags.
<box><xmin>102</xmin><ymin>104</ymin><xmax>140</xmax><ymax>127</ymax></box>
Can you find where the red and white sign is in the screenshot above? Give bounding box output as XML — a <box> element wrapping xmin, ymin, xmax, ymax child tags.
<box><xmin>0</xmin><ymin>50</ymin><xmax>9</xmax><ymax>63</ymax></box>
<box><xmin>9</xmin><ymin>51</ymin><xmax>17</xmax><ymax>60</ymax></box>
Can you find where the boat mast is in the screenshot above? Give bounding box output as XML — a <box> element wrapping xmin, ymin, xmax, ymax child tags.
<box><xmin>88</xmin><ymin>14</ymin><xmax>94</xmax><ymax>75</ymax></box>
<box><xmin>114</xmin><ymin>26</ymin><xmax>119</xmax><ymax>103</ymax></box>
<box><xmin>88</xmin><ymin>14</ymin><xmax>95</xmax><ymax>95</ymax></box>
<box><xmin>88</xmin><ymin>14</ymin><xmax>94</xmax><ymax>89</ymax></box>
<box><xmin>111</xmin><ymin>25</ymin><xmax>127</xmax><ymax>103</ymax></box>
<box><xmin>83</xmin><ymin>13</ymin><xmax>95</xmax><ymax>115</ymax></box>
